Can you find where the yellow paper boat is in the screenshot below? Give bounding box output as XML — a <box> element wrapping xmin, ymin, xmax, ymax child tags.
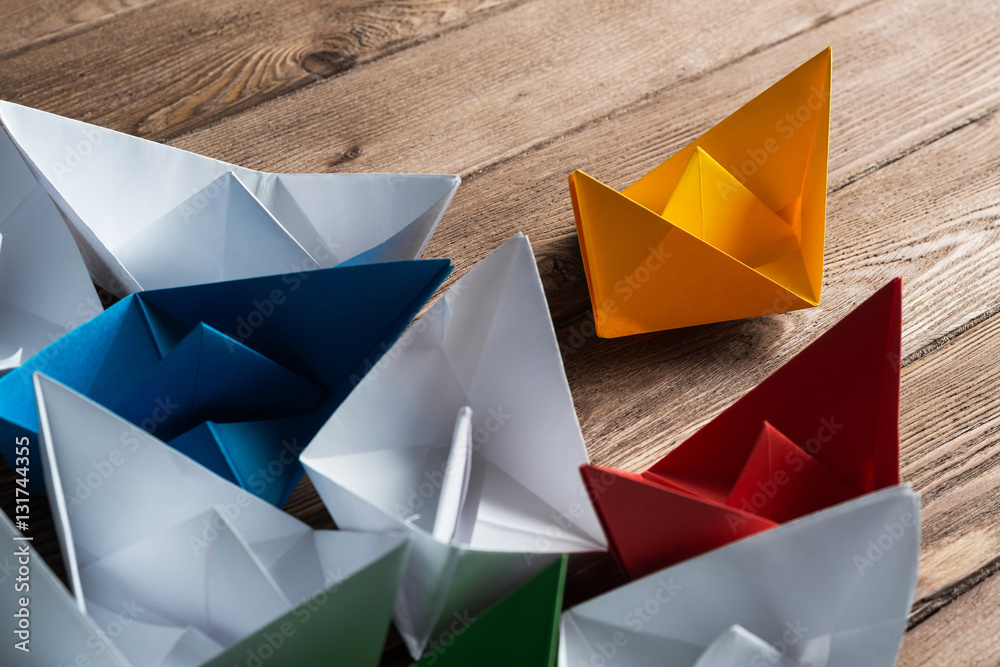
<box><xmin>569</xmin><ymin>49</ymin><xmax>831</xmax><ymax>337</ymax></box>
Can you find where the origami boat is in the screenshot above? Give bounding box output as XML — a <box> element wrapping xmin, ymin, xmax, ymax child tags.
<box><xmin>301</xmin><ymin>234</ymin><xmax>607</xmax><ymax>658</ymax></box>
<box><xmin>559</xmin><ymin>485</ymin><xmax>920</xmax><ymax>666</ymax></box>
<box><xmin>569</xmin><ymin>49</ymin><xmax>831</xmax><ymax>336</ymax></box>
<box><xmin>0</xmin><ymin>101</ymin><xmax>461</xmax><ymax>296</ymax></box>
<box><xmin>582</xmin><ymin>278</ymin><xmax>902</xmax><ymax>579</ymax></box>
<box><xmin>0</xmin><ymin>260</ymin><xmax>450</xmax><ymax>503</ymax></box>
<box><xmin>15</xmin><ymin>374</ymin><xmax>409</xmax><ymax>667</ymax></box>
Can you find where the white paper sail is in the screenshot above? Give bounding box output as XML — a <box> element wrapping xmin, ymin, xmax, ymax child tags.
<box><xmin>301</xmin><ymin>233</ymin><xmax>607</xmax><ymax>658</ymax></box>
<box><xmin>33</xmin><ymin>373</ymin><xmax>409</xmax><ymax>667</ymax></box>
<box><xmin>0</xmin><ymin>125</ymin><xmax>101</xmax><ymax>373</ymax></box>
<box><xmin>0</xmin><ymin>101</ymin><xmax>460</xmax><ymax>296</ymax></box>
<box><xmin>559</xmin><ymin>485</ymin><xmax>921</xmax><ymax>667</ymax></box>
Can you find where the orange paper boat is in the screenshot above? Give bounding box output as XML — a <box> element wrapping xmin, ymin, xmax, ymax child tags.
<box><xmin>570</xmin><ymin>49</ymin><xmax>832</xmax><ymax>337</ymax></box>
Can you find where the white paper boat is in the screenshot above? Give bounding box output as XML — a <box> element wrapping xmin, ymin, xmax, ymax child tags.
<box><xmin>301</xmin><ymin>233</ymin><xmax>607</xmax><ymax>658</ymax></box>
<box><xmin>33</xmin><ymin>373</ymin><xmax>410</xmax><ymax>667</ymax></box>
<box><xmin>0</xmin><ymin>101</ymin><xmax>460</xmax><ymax>296</ymax></box>
<box><xmin>559</xmin><ymin>485</ymin><xmax>921</xmax><ymax>667</ymax></box>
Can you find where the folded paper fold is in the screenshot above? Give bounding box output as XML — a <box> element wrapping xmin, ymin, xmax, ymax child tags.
<box><xmin>432</xmin><ymin>406</ymin><xmax>476</xmax><ymax>543</ymax></box>
<box><xmin>301</xmin><ymin>234</ymin><xmax>606</xmax><ymax>658</ymax></box>
<box><xmin>583</xmin><ymin>277</ymin><xmax>903</xmax><ymax>579</ymax></box>
<box><xmin>0</xmin><ymin>124</ymin><xmax>101</xmax><ymax>373</ymax></box>
<box><xmin>725</xmin><ymin>421</ymin><xmax>858</xmax><ymax>523</ymax></box>
<box><xmin>108</xmin><ymin>322</ymin><xmax>325</xmax><ymax>442</ymax></box>
<box><xmin>569</xmin><ymin>48</ymin><xmax>831</xmax><ymax>336</ymax></box>
<box><xmin>110</xmin><ymin>171</ymin><xmax>320</xmax><ymax>291</ymax></box>
<box><xmin>691</xmin><ymin>624</ymin><xmax>803</xmax><ymax>667</ymax></box>
<box><xmin>0</xmin><ymin>259</ymin><xmax>450</xmax><ymax>502</ymax></box>
<box><xmin>33</xmin><ymin>374</ymin><xmax>409</xmax><ymax>667</ymax></box>
<box><xmin>412</xmin><ymin>555</ymin><xmax>566</xmax><ymax>666</ymax></box>
<box><xmin>559</xmin><ymin>485</ymin><xmax>921</xmax><ymax>667</ymax></box>
<box><xmin>0</xmin><ymin>511</ymin><xmax>133</xmax><ymax>666</ymax></box>
<box><xmin>0</xmin><ymin>101</ymin><xmax>460</xmax><ymax>296</ymax></box>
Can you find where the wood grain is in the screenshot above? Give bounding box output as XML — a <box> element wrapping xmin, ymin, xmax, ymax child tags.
<box><xmin>0</xmin><ymin>0</ymin><xmax>160</xmax><ymax>58</ymax></box>
<box><xmin>0</xmin><ymin>0</ymin><xmax>997</xmax><ymax>664</ymax></box>
<box><xmin>0</xmin><ymin>0</ymin><xmax>530</xmax><ymax>139</ymax></box>
<box><xmin>905</xmin><ymin>573</ymin><xmax>1000</xmax><ymax>666</ymax></box>
<box><xmin>169</xmin><ymin>0</ymin><xmax>872</xmax><ymax>171</ymax></box>
<box><xmin>901</xmin><ymin>311</ymin><xmax>1000</xmax><ymax>606</ymax></box>
<box><xmin>901</xmin><ymin>539</ymin><xmax>1000</xmax><ymax>665</ymax></box>
<box><xmin>168</xmin><ymin>0</ymin><xmax>1000</xmax><ymax>189</ymax></box>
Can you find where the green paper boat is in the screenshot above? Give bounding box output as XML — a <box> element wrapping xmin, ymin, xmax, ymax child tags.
<box><xmin>413</xmin><ymin>555</ymin><xmax>567</xmax><ymax>667</ymax></box>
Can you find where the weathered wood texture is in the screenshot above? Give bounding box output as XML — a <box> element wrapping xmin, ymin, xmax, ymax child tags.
<box><xmin>901</xmin><ymin>311</ymin><xmax>1000</xmax><ymax>632</ymax></box>
<box><xmin>0</xmin><ymin>0</ymin><xmax>530</xmax><ymax>138</ymax></box>
<box><xmin>2</xmin><ymin>0</ymin><xmax>999</xmax><ymax>664</ymax></box>
<box><xmin>0</xmin><ymin>0</ymin><xmax>159</xmax><ymax>57</ymax></box>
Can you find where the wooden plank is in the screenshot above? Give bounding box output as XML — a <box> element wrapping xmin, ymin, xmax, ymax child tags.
<box><xmin>168</xmin><ymin>0</ymin><xmax>1000</xmax><ymax>192</ymax></box>
<box><xmin>901</xmin><ymin>312</ymin><xmax>1000</xmax><ymax>605</ymax></box>
<box><xmin>0</xmin><ymin>0</ymin><xmax>996</xmax><ymax>662</ymax></box>
<box><xmin>0</xmin><ymin>0</ymin><xmax>531</xmax><ymax>139</ymax></box>
<box><xmin>168</xmin><ymin>0</ymin><xmax>872</xmax><ymax>171</ymax></box>
<box><xmin>0</xmin><ymin>0</ymin><xmax>161</xmax><ymax>58</ymax></box>
<box><xmin>901</xmin><ymin>553</ymin><xmax>1000</xmax><ymax>665</ymax></box>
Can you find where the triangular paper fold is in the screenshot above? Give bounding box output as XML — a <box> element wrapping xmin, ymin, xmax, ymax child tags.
<box><xmin>0</xmin><ymin>126</ymin><xmax>101</xmax><ymax>372</ymax></box>
<box><xmin>570</xmin><ymin>170</ymin><xmax>812</xmax><ymax>337</ymax></box>
<box><xmin>725</xmin><ymin>421</ymin><xmax>858</xmax><ymax>523</ymax></box>
<box><xmin>0</xmin><ymin>512</ymin><xmax>133</xmax><ymax>666</ymax></box>
<box><xmin>111</xmin><ymin>171</ymin><xmax>320</xmax><ymax>290</ymax></box>
<box><xmin>108</xmin><ymin>322</ymin><xmax>324</xmax><ymax>442</ymax></box>
<box><xmin>582</xmin><ymin>464</ymin><xmax>776</xmax><ymax>579</ymax></box>
<box><xmin>569</xmin><ymin>49</ymin><xmax>831</xmax><ymax>336</ymax></box>
<box><xmin>664</xmin><ymin>148</ymin><xmax>799</xmax><ymax>270</ymax></box>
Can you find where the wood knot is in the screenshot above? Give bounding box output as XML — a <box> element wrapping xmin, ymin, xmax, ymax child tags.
<box><xmin>329</xmin><ymin>146</ymin><xmax>363</xmax><ymax>168</ymax></box>
<box><xmin>300</xmin><ymin>51</ymin><xmax>357</xmax><ymax>77</ymax></box>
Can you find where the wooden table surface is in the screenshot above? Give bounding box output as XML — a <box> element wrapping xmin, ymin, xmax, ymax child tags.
<box><xmin>2</xmin><ymin>0</ymin><xmax>999</xmax><ymax>664</ymax></box>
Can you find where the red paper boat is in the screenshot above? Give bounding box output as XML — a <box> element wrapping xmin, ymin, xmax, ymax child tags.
<box><xmin>582</xmin><ymin>278</ymin><xmax>903</xmax><ymax>579</ymax></box>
